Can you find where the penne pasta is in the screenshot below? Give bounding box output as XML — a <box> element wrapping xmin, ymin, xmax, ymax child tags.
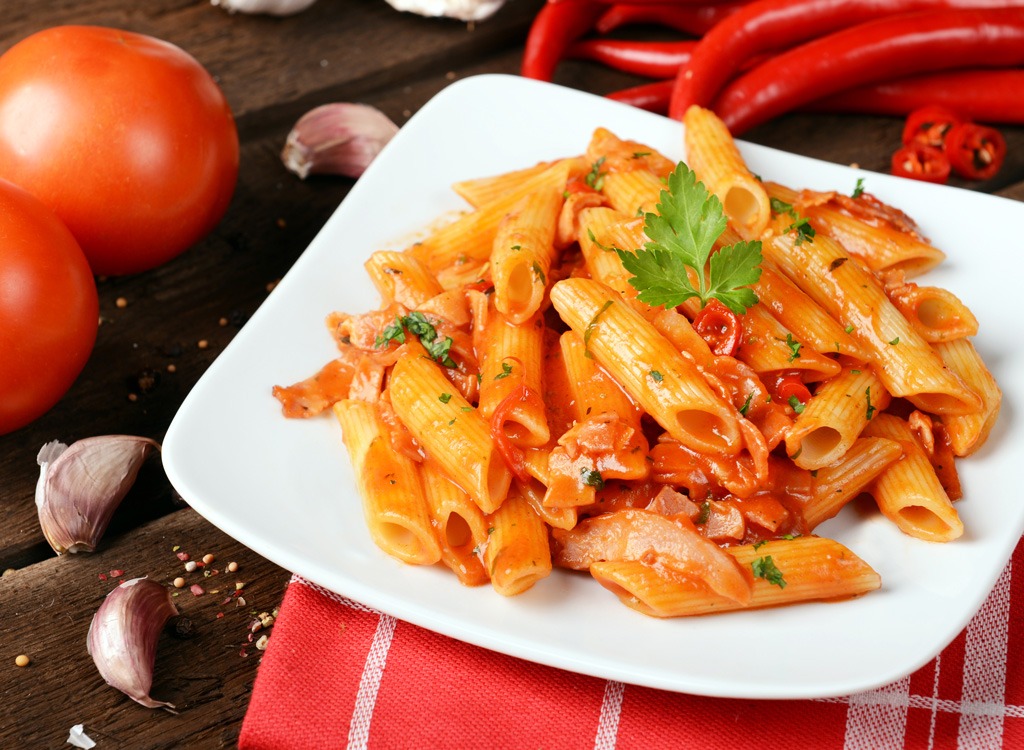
<box><xmin>484</xmin><ymin>484</ymin><xmax>552</xmax><ymax>596</ymax></box>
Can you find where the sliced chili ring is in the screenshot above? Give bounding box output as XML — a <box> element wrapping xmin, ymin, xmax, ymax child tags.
<box><xmin>945</xmin><ymin>122</ymin><xmax>1006</xmax><ymax>181</ymax></box>
<box><xmin>890</xmin><ymin>143</ymin><xmax>950</xmax><ymax>184</ymax></box>
<box><xmin>901</xmin><ymin>105</ymin><xmax>961</xmax><ymax>149</ymax></box>
<box><xmin>692</xmin><ymin>298</ymin><xmax>742</xmax><ymax>357</ymax></box>
<box><xmin>490</xmin><ymin>383</ymin><xmax>534</xmax><ymax>483</ymax></box>
<box><xmin>773</xmin><ymin>373</ymin><xmax>811</xmax><ymax>408</ymax></box>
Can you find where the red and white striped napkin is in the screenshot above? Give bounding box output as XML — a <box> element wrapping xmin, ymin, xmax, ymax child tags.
<box><xmin>239</xmin><ymin>536</ymin><xmax>1024</xmax><ymax>750</ymax></box>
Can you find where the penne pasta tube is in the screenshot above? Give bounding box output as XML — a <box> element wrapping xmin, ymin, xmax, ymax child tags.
<box><xmin>388</xmin><ymin>343</ymin><xmax>511</xmax><ymax>513</ymax></box>
<box><xmin>490</xmin><ymin>182</ymin><xmax>562</xmax><ymax>323</ymax></box>
<box><xmin>550</xmin><ymin>277</ymin><xmax>743</xmax><ymax>456</ymax></box>
<box><xmin>484</xmin><ymin>484</ymin><xmax>552</xmax><ymax>596</ymax></box>
<box><xmin>863</xmin><ymin>413</ymin><xmax>963</xmax><ymax>542</ymax></box>
<box><xmin>765</xmin><ymin>232</ymin><xmax>981</xmax><ymax>416</ymax></box>
<box><xmin>801</xmin><ymin>436</ymin><xmax>903</xmax><ymax>530</ymax></box>
<box><xmin>559</xmin><ymin>330</ymin><xmax>640</xmax><ymax>424</ymax></box>
<box><xmin>419</xmin><ymin>160</ymin><xmax>572</xmax><ymax>273</ymax></box>
<box><xmin>590</xmin><ymin>536</ymin><xmax>880</xmax><ymax>617</ymax></box>
<box><xmin>786</xmin><ymin>366</ymin><xmax>892</xmax><ymax>470</ymax></box>
<box><xmin>765</xmin><ymin>182</ymin><xmax>946</xmax><ymax>278</ymax></box>
<box><xmin>886</xmin><ymin>280</ymin><xmax>978</xmax><ymax>343</ymax></box>
<box><xmin>452</xmin><ymin>159</ymin><xmax>558</xmax><ymax>208</ymax></box>
<box><xmin>683</xmin><ymin>105</ymin><xmax>770</xmax><ymax>240</ymax></box>
<box><xmin>420</xmin><ymin>459</ymin><xmax>490</xmax><ymax>586</ymax></box>
<box><xmin>333</xmin><ymin>399</ymin><xmax>442</xmax><ymax>565</ymax></box>
<box><xmin>471</xmin><ymin>291</ymin><xmax>549</xmax><ymax>448</ymax></box>
<box><xmin>364</xmin><ymin>250</ymin><xmax>443</xmax><ymax>309</ymax></box>
<box><xmin>933</xmin><ymin>338</ymin><xmax>1001</xmax><ymax>456</ymax></box>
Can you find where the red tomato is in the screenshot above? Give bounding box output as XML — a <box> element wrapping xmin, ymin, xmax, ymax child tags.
<box><xmin>890</xmin><ymin>143</ymin><xmax>950</xmax><ymax>184</ymax></box>
<box><xmin>0</xmin><ymin>179</ymin><xmax>98</xmax><ymax>435</ymax></box>
<box><xmin>945</xmin><ymin>122</ymin><xmax>1006</xmax><ymax>181</ymax></box>
<box><xmin>0</xmin><ymin>26</ymin><xmax>239</xmax><ymax>276</ymax></box>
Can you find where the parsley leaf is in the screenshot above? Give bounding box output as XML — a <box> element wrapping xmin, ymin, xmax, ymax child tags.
<box><xmin>585</xmin><ymin>157</ymin><xmax>606</xmax><ymax>191</ymax></box>
<box><xmin>374</xmin><ymin>311</ymin><xmax>456</xmax><ymax>368</ymax></box>
<box><xmin>494</xmin><ymin>362</ymin><xmax>514</xmax><ymax>380</ymax></box>
<box><xmin>751</xmin><ymin>555</ymin><xmax>787</xmax><ymax>588</ymax></box>
<box><xmin>581</xmin><ymin>468</ymin><xmax>605</xmax><ymax>490</ymax></box>
<box><xmin>852</xmin><ymin>178</ymin><xmax>865</xmax><ymax>199</ymax></box>
<box><xmin>616</xmin><ymin>163</ymin><xmax>762</xmax><ymax>315</ymax></box>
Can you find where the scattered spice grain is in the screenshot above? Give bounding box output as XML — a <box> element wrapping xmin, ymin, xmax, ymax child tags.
<box><xmin>15</xmin><ymin>654</ymin><xmax>30</xmax><ymax>667</ymax></box>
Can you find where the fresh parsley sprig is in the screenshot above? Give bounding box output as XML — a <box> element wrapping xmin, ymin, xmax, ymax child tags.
<box><xmin>375</xmin><ymin>311</ymin><xmax>456</xmax><ymax>368</ymax></box>
<box><xmin>615</xmin><ymin>162</ymin><xmax>762</xmax><ymax>315</ymax></box>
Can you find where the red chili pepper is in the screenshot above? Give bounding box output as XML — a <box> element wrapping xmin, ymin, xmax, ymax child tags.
<box><xmin>567</xmin><ymin>39</ymin><xmax>696</xmax><ymax>80</ymax></box>
<box><xmin>606</xmin><ymin>79</ymin><xmax>674</xmax><ymax>113</ymax></box>
<box><xmin>692</xmin><ymin>299</ymin><xmax>743</xmax><ymax>357</ymax></box>
<box><xmin>521</xmin><ymin>2</ymin><xmax>605</xmax><ymax>81</ymax></box>
<box><xmin>804</xmin><ymin>69</ymin><xmax>1024</xmax><ymax>124</ymax></box>
<box><xmin>595</xmin><ymin>3</ymin><xmax>745</xmax><ymax>36</ymax></box>
<box><xmin>668</xmin><ymin>0</ymin><xmax>1024</xmax><ymax>121</ymax></box>
<box><xmin>773</xmin><ymin>373</ymin><xmax>811</xmax><ymax>407</ymax></box>
<box><xmin>890</xmin><ymin>142</ymin><xmax>951</xmax><ymax>184</ymax></box>
<box><xmin>901</xmin><ymin>105</ymin><xmax>962</xmax><ymax>148</ymax></box>
<box><xmin>712</xmin><ymin>8</ymin><xmax>1024</xmax><ymax>134</ymax></box>
<box><xmin>490</xmin><ymin>384</ymin><xmax>535</xmax><ymax>482</ymax></box>
<box><xmin>944</xmin><ymin>122</ymin><xmax>1006</xmax><ymax>181</ymax></box>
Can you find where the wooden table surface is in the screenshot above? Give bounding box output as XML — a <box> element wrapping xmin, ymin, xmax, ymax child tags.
<box><xmin>1</xmin><ymin>2</ymin><xmax>1022</xmax><ymax>747</ymax></box>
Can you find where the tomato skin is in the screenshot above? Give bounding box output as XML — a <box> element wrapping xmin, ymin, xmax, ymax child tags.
<box><xmin>0</xmin><ymin>179</ymin><xmax>98</xmax><ymax>435</ymax></box>
<box><xmin>0</xmin><ymin>26</ymin><xmax>239</xmax><ymax>276</ymax></box>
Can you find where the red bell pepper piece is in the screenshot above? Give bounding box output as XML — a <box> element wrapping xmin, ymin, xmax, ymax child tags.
<box><xmin>944</xmin><ymin>122</ymin><xmax>1006</xmax><ymax>181</ymax></box>
<box><xmin>890</xmin><ymin>142</ymin><xmax>951</xmax><ymax>184</ymax></box>
<box><xmin>692</xmin><ymin>299</ymin><xmax>743</xmax><ymax>358</ymax></box>
<box><xmin>712</xmin><ymin>8</ymin><xmax>1024</xmax><ymax>134</ymax></box>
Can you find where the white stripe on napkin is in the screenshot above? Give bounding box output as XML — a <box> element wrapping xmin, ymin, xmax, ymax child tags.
<box><xmin>347</xmin><ymin>612</ymin><xmax>397</xmax><ymax>750</ymax></box>
<box><xmin>594</xmin><ymin>680</ymin><xmax>625</xmax><ymax>750</ymax></box>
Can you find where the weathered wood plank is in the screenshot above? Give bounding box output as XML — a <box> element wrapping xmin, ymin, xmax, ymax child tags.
<box><xmin>0</xmin><ymin>507</ymin><xmax>290</xmax><ymax>749</ymax></box>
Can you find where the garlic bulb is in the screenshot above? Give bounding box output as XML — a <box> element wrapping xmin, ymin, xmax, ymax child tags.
<box><xmin>211</xmin><ymin>0</ymin><xmax>318</xmax><ymax>16</ymax></box>
<box><xmin>35</xmin><ymin>436</ymin><xmax>160</xmax><ymax>555</ymax></box>
<box><xmin>383</xmin><ymin>0</ymin><xmax>506</xmax><ymax>22</ymax></box>
<box><xmin>87</xmin><ymin>578</ymin><xmax>179</xmax><ymax>710</ymax></box>
<box><xmin>281</xmin><ymin>103</ymin><xmax>399</xmax><ymax>180</ymax></box>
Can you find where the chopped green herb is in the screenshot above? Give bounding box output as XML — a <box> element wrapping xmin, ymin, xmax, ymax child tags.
<box><xmin>844</xmin><ymin>324</ymin><xmax>855</xmax><ymax>334</ymax></box>
<box><xmin>583</xmin><ymin>299</ymin><xmax>614</xmax><ymax>349</ymax></box>
<box><xmin>829</xmin><ymin>257</ymin><xmax>848</xmax><ymax>272</ymax></box>
<box><xmin>615</xmin><ymin>162</ymin><xmax>762</xmax><ymax>314</ymax></box>
<box><xmin>532</xmin><ymin>261</ymin><xmax>546</xmax><ymax>286</ymax></box>
<box><xmin>510</xmin><ymin>244</ymin><xmax>522</xmax><ymax>252</ymax></box>
<box><xmin>788</xmin><ymin>395</ymin><xmax>806</xmax><ymax>414</ymax></box>
<box><xmin>439</xmin><ymin>393</ymin><xmax>452</xmax><ymax>404</ymax></box>
<box><xmin>784</xmin><ymin>333</ymin><xmax>801</xmax><ymax>362</ymax></box>
<box><xmin>753</xmin><ymin>540</ymin><xmax>768</xmax><ymax>550</ymax></box>
<box><xmin>751</xmin><ymin>555</ymin><xmax>787</xmax><ymax>588</ymax></box>
<box><xmin>494</xmin><ymin>362</ymin><xmax>514</xmax><ymax>380</ymax></box>
<box><xmin>852</xmin><ymin>178</ymin><xmax>865</xmax><ymax>199</ymax></box>
<box><xmin>889</xmin><ymin>337</ymin><xmax>900</xmax><ymax>346</ymax></box>
<box><xmin>696</xmin><ymin>501</ymin><xmax>711</xmax><ymax>525</ymax></box>
<box><xmin>865</xmin><ymin>386</ymin><xmax>877</xmax><ymax>420</ymax></box>
<box><xmin>739</xmin><ymin>391</ymin><xmax>754</xmax><ymax>416</ymax></box>
<box><xmin>781</xmin><ymin>532</ymin><xmax>800</xmax><ymax>540</ymax></box>
<box><xmin>376</xmin><ymin>311</ymin><xmax>456</xmax><ymax>367</ymax></box>
<box><xmin>581</xmin><ymin>468</ymin><xmax>605</xmax><ymax>490</ymax></box>
<box><xmin>460</xmin><ymin>406</ymin><xmax>473</xmax><ymax>412</ymax></box>
<box><xmin>586</xmin><ymin>228</ymin><xmax>622</xmax><ymax>254</ymax></box>
<box><xmin>585</xmin><ymin>156</ymin><xmax>606</xmax><ymax>191</ymax></box>
<box><xmin>787</xmin><ymin>216</ymin><xmax>816</xmax><ymax>246</ymax></box>
<box><xmin>770</xmin><ymin>197</ymin><xmax>796</xmax><ymax>217</ymax></box>
<box><xmin>851</xmin><ymin>369</ymin><xmax>861</xmax><ymax>374</ymax></box>
<box><xmin>650</xmin><ymin>370</ymin><xmax>664</xmax><ymax>382</ymax></box>
<box><xmin>632</xmin><ymin>151</ymin><xmax>652</xmax><ymax>158</ymax></box>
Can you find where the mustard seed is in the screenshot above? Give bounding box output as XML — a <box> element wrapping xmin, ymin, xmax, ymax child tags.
<box><xmin>14</xmin><ymin>654</ymin><xmax>29</xmax><ymax>668</ymax></box>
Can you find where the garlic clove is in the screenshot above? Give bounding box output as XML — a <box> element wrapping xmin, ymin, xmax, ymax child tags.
<box><xmin>36</xmin><ymin>435</ymin><xmax>160</xmax><ymax>555</ymax></box>
<box><xmin>383</xmin><ymin>0</ymin><xmax>506</xmax><ymax>22</ymax></box>
<box><xmin>281</xmin><ymin>103</ymin><xmax>399</xmax><ymax>180</ymax></box>
<box><xmin>210</xmin><ymin>0</ymin><xmax>318</xmax><ymax>16</ymax></box>
<box><xmin>87</xmin><ymin>578</ymin><xmax>179</xmax><ymax>710</ymax></box>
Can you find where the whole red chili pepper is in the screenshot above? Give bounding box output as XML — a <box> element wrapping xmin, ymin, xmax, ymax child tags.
<box><xmin>567</xmin><ymin>39</ymin><xmax>696</xmax><ymax>79</ymax></box>
<box><xmin>595</xmin><ymin>2</ymin><xmax>745</xmax><ymax>36</ymax></box>
<box><xmin>667</xmin><ymin>0</ymin><xmax>1024</xmax><ymax>122</ymax></box>
<box><xmin>713</xmin><ymin>8</ymin><xmax>1024</xmax><ymax>134</ymax></box>
<box><xmin>890</xmin><ymin>142</ymin><xmax>951</xmax><ymax>184</ymax></box>
<box><xmin>944</xmin><ymin>122</ymin><xmax>1006</xmax><ymax>181</ymax></box>
<box><xmin>521</xmin><ymin>1</ymin><xmax>605</xmax><ymax>81</ymax></box>
<box><xmin>805</xmin><ymin>69</ymin><xmax>1024</xmax><ymax>124</ymax></box>
<box><xmin>606</xmin><ymin>79</ymin><xmax>674</xmax><ymax>113</ymax></box>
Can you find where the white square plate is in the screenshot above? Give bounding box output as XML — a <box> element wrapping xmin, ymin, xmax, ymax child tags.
<box><xmin>163</xmin><ymin>74</ymin><xmax>1024</xmax><ymax>699</ymax></box>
